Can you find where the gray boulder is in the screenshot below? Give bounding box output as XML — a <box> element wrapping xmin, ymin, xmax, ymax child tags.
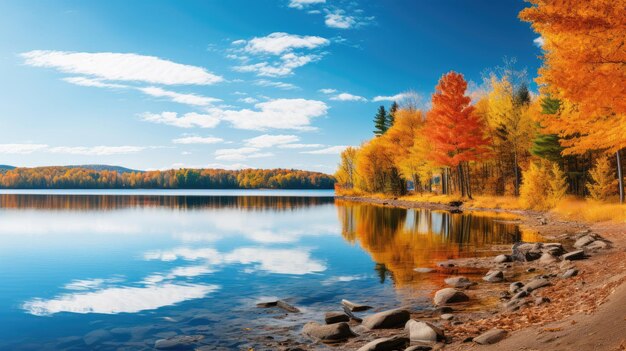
<box><xmin>444</xmin><ymin>276</ymin><xmax>474</xmax><ymax>288</ymax></box>
<box><xmin>414</xmin><ymin>267</ymin><xmax>435</xmax><ymax>273</ymax></box>
<box><xmin>155</xmin><ymin>335</ymin><xmax>204</xmax><ymax>350</ymax></box>
<box><xmin>585</xmin><ymin>240</ymin><xmax>609</xmax><ymax>251</ymax></box>
<box><xmin>362</xmin><ymin>309</ymin><xmax>410</xmax><ymax>329</ymax></box>
<box><xmin>494</xmin><ymin>254</ymin><xmax>511</xmax><ymax>263</ymax></box>
<box><xmin>302</xmin><ymin>322</ymin><xmax>355</xmax><ymax>343</ymax></box>
<box><xmin>483</xmin><ymin>270</ymin><xmax>504</xmax><ymax>283</ymax></box>
<box><xmin>561</xmin><ymin>268</ymin><xmax>579</xmax><ymax>278</ymax></box>
<box><xmin>405</xmin><ymin>346</ymin><xmax>433</xmax><ymax>351</ymax></box>
<box><xmin>523</xmin><ymin>278</ymin><xmax>551</xmax><ymax>292</ymax></box>
<box><xmin>512</xmin><ymin>290</ymin><xmax>528</xmax><ymax>300</ymax></box>
<box><xmin>574</xmin><ymin>235</ymin><xmax>596</xmax><ymax>248</ymax></box>
<box><xmin>539</xmin><ymin>252</ymin><xmax>559</xmax><ymax>264</ymax></box>
<box><xmin>509</xmin><ymin>281</ymin><xmax>524</xmax><ymax>293</ymax></box>
<box><xmin>473</xmin><ymin>329</ymin><xmax>507</xmax><ymax>344</ymax></box>
<box><xmin>325</xmin><ymin>311</ymin><xmax>349</xmax><ymax>324</ymax></box>
<box><xmin>440</xmin><ymin>313</ymin><xmax>454</xmax><ymax>320</ymax></box>
<box><xmin>341</xmin><ymin>299</ymin><xmax>372</xmax><ymax>312</ymax></box>
<box><xmin>511</xmin><ymin>242</ymin><xmax>542</xmax><ymax>261</ymax></box>
<box><xmin>405</xmin><ymin>320</ymin><xmax>444</xmax><ymax>343</ymax></box>
<box><xmin>356</xmin><ymin>336</ymin><xmax>409</xmax><ymax>351</ymax></box>
<box><xmin>433</xmin><ymin>288</ymin><xmax>469</xmax><ymax>305</ymax></box>
<box><xmin>563</xmin><ymin>250</ymin><xmax>586</xmax><ymax>261</ymax></box>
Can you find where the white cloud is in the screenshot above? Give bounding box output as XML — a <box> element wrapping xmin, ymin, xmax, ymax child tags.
<box><xmin>215</xmin><ymin>98</ymin><xmax>328</xmax><ymax>131</ymax></box>
<box><xmin>533</xmin><ymin>36</ymin><xmax>545</xmax><ymax>48</ymax></box>
<box><xmin>278</xmin><ymin>143</ymin><xmax>324</xmax><ymax>149</ymax></box>
<box><xmin>302</xmin><ymin>145</ymin><xmax>349</xmax><ymax>154</ymax></box>
<box><xmin>172</xmin><ymin>136</ymin><xmax>223</xmax><ymax>144</ymax></box>
<box><xmin>0</xmin><ymin>143</ymin><xmax>48</xmax><ymax>154</ymax></box>
<box><xmin>238</xmin><ymin>97</ymin><xmax>258</xmax><ymax>104</ymax></box>
<box><xmin>240</xmin><ymin>32</ymin><xmax>329</xmax><ymax>55</ymax></box>
<box><xmin>325</xmin><ymin>12</ymin><xmax>356</xmax><ymax>29</ymax></box>
<box><xmin>288</xmin><ymin>0</ymin><xmax>325</xmax><ymax>9</ymax></box>
<box><xmin>234</xmin><ymin>53</ymin><xmax>319</xmax><ymax>77</ymax></box>
<box><xmin>63</xmin><ymin>76</ymin><xmax>127</xmax><ymax>89</ymax></box>
<box><xmin>138</xmin><ymin>86</ymin><xmax>221</xmax><ymax>106</ymax></box>
<box><xmin>319</xmin><ymin>88</ymin><xmax>336</xmax><ymax>94</ymax></box>
<box><xmin>48</xmin><ymin>146</ymin><xmax>146</xmax><ymax>155</ymax></box>
<box><xmin>244</xmin><ymin>134</ymin><xmax>299</xmax><ymax>148</ymax></box>
<box><xmin>23</xmin><ymin>283</ymin><xmax>218</xmax><ymax>316</ymax></box>
<box><xmin>372</xmin><ymin>93</ymin><xmax>410</xmax><ymax>102</ymax></box>
<box><xmin>330</xmin><ymin>92</ymin><xmax>367</xmax><ymax>102</ymax></box>
<box><xmin>21</xmin><ymin>50</ymin><xmax>223</xmax><ymax>85</ymax></box>
<box><xmin>140</xmin><ymin>112</ymin><xmax>220</xmax><ymax>128</ymax></box>
<box><xmin>214</xmin><ymin>147</ymin><xmax>273</xmax><ymax>161</ymax></box>
<box><xmin>254</xmin><ymin>79</ymin><xmax>297</xmax><ymax>90</ymax></box>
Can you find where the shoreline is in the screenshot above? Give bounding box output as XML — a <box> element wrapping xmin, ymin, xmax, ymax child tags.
<box><xmin>272</xmin><ymin>195</ymin><xmax>625</xmax><ymax>350</ymax></box>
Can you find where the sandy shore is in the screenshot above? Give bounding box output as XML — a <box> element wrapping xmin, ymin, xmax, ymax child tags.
<box><xmin>266</xmin><ymin>196</ymin><xmax>626</xmax><ymax>351</ymax></box>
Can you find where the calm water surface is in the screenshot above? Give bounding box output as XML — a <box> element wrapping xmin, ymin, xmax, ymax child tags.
<box><xmin>0</xmin><ymin>191</ymin><xmax>537</xmax><ymax>350</ymax></box>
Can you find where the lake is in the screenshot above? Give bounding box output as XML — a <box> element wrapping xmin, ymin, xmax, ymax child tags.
<box><xmin>0</xmin><ymin>190</ymin><xmax>537</xmax><ymax>350</ymax></box>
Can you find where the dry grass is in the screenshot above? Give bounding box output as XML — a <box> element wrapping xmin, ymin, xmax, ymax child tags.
<box><xmin>551</xmin><ymin>197</ymin><xmax>626</xmax><ymax>223</ymax></box>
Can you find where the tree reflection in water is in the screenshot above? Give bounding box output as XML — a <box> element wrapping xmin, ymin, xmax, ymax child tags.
<box><xmin>336</xmin><ymin>200</ymin><xmax>541</xmax><ymax>287</ymax></box>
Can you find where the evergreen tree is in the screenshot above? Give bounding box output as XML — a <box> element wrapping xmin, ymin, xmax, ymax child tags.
<box><xmin>387</xmin><ymin>101</ymin><xmax>399</xmax><ymax>129</ymax></box>
<box><xmin>531</xmin><ymin>97</ymin><xmax>563</xmax><ymax>162</ymax></box>
<box><xmin>373</xmin><ymin>105</ymin><xmax>388</xmax><ymax>136</ymax></box>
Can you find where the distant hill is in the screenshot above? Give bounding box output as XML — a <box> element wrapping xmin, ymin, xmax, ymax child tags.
<box><xmin>65</xmin><ymin>164</ymin><xmax>141</xmax><ymax>173</ymax></box>
<box><xmin>0</xmin><ymin>165</ymin><xmax>16</xmax><ymax>172</ymax></box>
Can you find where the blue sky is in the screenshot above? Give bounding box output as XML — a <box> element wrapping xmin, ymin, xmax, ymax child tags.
<box><xmin>0</xmin><ymin>0</ymin><xmax>542</xmax><ymax>172</ymax></box>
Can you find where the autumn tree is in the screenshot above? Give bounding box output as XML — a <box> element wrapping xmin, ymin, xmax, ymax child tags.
<box><xmin>586</xmin><ymin>154</ymin><xmax>617</xmax><ymax>201</ymax></box>
<box><xmin>520</xmin><ymin>160</ymin><xmax>568</xmax><ymax>210</ymax></box>
<box><xmin>520</xmin><ymin>0</ymin><xmax>626</xmax><ymax>202</ymax></box>
<box><xmin>426</xmin><ymin>71</ymin><xmax>491</xmax><ymax>198</ymax></box>
<box><xmin>335</xmin><ymin>147</ymin><xmax>359</xmax><ymax>190</ymax></box>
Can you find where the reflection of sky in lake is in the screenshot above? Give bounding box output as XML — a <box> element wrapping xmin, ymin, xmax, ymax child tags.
<box><xmin>0</xmin><ymin>193</ymin><xmax>527</xmax><ymax>350</ymax></box>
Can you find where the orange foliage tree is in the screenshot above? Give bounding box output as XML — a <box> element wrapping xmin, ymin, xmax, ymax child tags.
<box><xmin>520</xmin><ymin>0</ymin><xmax>626</xmax><ymax>202</ymax></box>
<box><xmin>425</xmin><ymin>71</ymin><xmax>491</xmax><ymax>198</ymax></box>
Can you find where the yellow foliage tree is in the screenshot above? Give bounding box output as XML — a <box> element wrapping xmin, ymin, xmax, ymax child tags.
<box><xmin>586</xmin><ymin>155</ymin><xmax>617</xmax><ymax>201</ymax></box>
<box><xmin>520</xmin><ymin>160</ymin><xmax>568</xmax><ymax>210</ymax></box>
<box><xmin>335</xmin><ymin>147</ymin><xmax>359</xmax><ymax>191</ymax></box>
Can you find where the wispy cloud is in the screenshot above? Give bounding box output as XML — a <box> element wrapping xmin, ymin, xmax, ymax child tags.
<box><xmin>140</xmin><ymin>112</ymin><xmax>220</xmax><ymax>128</ymax></box>
<box><xmin>63</xmin><ymin>77</ymin><xmax>127</xmax><ymax>89</ymax></box>
<box><xmin>319</xmin><ymin>88</ymin><xmax>337</xmax><ymax>94</ymax></box>
<box><xmin>325</xmin><ymin>11</ymin><xmax>356</xmax><ymax>29</ymax></box>
<box><xmin>372</xmin><ymin>92</ymin><xmax>410</xmax><ymax>102</ymax></box>
<box><xmin>288</xmin><ymin>0</ymin><xmax>325</xmax><ymax>9</ymax></box>
<box><xmin>278</xmin><ymin>143</ymin><xmax>324</xmax><ymax>149</ymax></box>
<box><xmin>138</xmin><ymin>87</ymin><xmax>221</xmax><ymax>106</ymax></box>
<box><xmin>302</xmin><ymin>145</ymin><xmax>349</xmax><ymax>154</ymax></box>
<box><xmin>21</xmin><ymin>50</ymin><xmax>223</xmax><ymax>85</ymax></box>
<box><xmin>244</xmin><ymin>134</ymin><xmax>299</xmax><ymax>148</ymax></box>
<box><xmin>172</xmin><ymin>136</ymin><xmax>223</xmax><ymax>144</ymax></box>
<box><xmin>48</xmin><ymin>146</ymin><xmax>146</xmax><ymax>155</ymax></box>
<box><xmin>236</xmin><ymin>32</ymin><xmax>329</xmax><ymax>55</ymax></box>
<box><xmin>238</xmin><ymin>97</ymin><xmax>258</xmax><ymax>104</ymax></box>
<box><xmin>254</xmin><ymin>79</ymin><xmax>297</xmax><ymax>90</ymax></box>
<box><xmin>215</xmin><ymin>98</ymin><xmax>328</xmax><ymax>131</ymax></box>
<box><xmin>0</xmin><ymin>144</ymin><xmax>49</xmax><ymax>154</ymax></box>
<box><xmin>214</xmin><ymin>147</ymin><xmax>273</xmax><ymax>161</ymax></box>
<box><xmin>330</xmin><ymin>92</ymin><xmax>367</xmax><ymax>102</ymax></box>
<box><xmin>533</xmin><ymin>36</ymin><xmax>545</xmax><ymax>48</ymax></box>
<box><xmin>234</xmin><ymin>53</ymin><xmax>320</xmax><ymax>77</ymax></box>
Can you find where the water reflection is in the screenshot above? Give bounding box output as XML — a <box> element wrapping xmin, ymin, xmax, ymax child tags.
<box><xmin>336</xmin><ymin>200</ymin><xmax>540</xmax><ymax>286</ymax></box>
<box><xmin>0</xmin><ymin>194</ymin><xmax>334</xmax><ymax>211</ymax></box>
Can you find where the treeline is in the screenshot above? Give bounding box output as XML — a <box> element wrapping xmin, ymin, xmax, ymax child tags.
<box><xmin>0</xmin><ymin>167</ymin><xmax>335</xmax><ymax>189</ymax></box>
<box><xmin>335</xmin><ymin>0</ymin><xmax>625</xmax><ymax>209</ymax></box>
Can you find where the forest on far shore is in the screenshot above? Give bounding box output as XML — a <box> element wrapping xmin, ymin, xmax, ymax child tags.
<box><xmin>0</xmin><ymin>166</ymin><xmax>335</xmax><ymax>189</ymax></box>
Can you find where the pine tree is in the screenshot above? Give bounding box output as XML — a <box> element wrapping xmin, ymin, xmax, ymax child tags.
<box><xmin>387</xmin><ymin>102</ymin><xmax>399</xmax><ymax>129</ymax></box>
<box><xmin>586</xmin><ymin>155</ymin><xmax>617</xmax><ymax>201</ymax></box>
<box><xmin>373</xmin><ymin>105</ymin><xmax>388</xmax><ymax>136</ymax></box>
<box><xmin>531</xmin><ymin>97</ymin><xmax>563</xmax><ymax>162</ymax></box>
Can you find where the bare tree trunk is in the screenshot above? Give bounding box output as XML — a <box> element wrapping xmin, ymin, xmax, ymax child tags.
<box><xmin>617</xmin><ymin>149</ymin><xmax>624</xmax><ymax>204</ymax></box>
<box><xmin>513</xmin><ymin>150</ymin><xmax>520</xmax><ymax>196</ymax></box>
<box><xmin>457</xmin><ymin>164</ymin><xmax>466</xmax><ymax>198</ymax></box>
<box><xmin>465</xmin><ymin>162</ymin><xmax>473</xmax><ymax>199</ymax></box>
